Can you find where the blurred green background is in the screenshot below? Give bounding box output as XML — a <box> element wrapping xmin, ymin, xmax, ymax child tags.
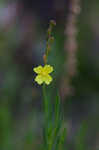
<box><xmin>0</xmin><ymin>0</ymin><xmax>99</xmax><ymax>150</ymax></box>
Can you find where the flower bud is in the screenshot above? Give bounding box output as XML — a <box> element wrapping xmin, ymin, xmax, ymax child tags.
<box><xmin>43</xmin><ymin>54</ymin><xmax>47</xmax><ymax>64</ymax></box>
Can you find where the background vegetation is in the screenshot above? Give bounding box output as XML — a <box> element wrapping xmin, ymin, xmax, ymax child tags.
<box><xmin>0</xmin><ymin>0</ymin><xmax>99</xmax><ymax>150</ymax></box>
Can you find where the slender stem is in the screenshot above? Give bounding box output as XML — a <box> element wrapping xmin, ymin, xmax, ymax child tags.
<box><xmin>42</xmin><ymin>84</ymin><xmax>53</xmax><ymax>150</ymax></box>
<box><xmin>42</xmin><ymin>84</ymin><xmax>49</xmax><ymax>122</ymax></box>
<box><xmin>42</xmin><ymin>84</ymin><xmax>48</xmax><ymax>150</ymax></box>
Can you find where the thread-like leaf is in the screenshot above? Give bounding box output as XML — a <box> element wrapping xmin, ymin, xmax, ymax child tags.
<box><xmin>55</xmin><ymin>127</ymin><xmax>66</xmax><ymax>150</ymax></box>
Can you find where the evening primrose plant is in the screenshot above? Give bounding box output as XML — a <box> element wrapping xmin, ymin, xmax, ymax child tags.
<box><xmin>33</xmin><ymin>20</ymin><xmax>66</xmax><ymax>150</ymax></box>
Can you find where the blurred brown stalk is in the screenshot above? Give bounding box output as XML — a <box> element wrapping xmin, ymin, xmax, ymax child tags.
<box><xmin>61</xmin><ymin>0</ymin><xmax>81</xmax><ymax>99</ymax></box>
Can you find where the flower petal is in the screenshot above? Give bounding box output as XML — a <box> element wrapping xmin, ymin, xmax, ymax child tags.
<box><xmin>33</xmin><ymin>66</ymin><xmax>43</xmax><ymax>74</ymax></box>
<box><xmin>35</xmin><ymin>75</ymin><xmax>43</xmax><ymax>85</ymax></box>
<box><xmin>44</xmin><ymin>65</ymin><xmax>53</xmax><ymax>74</ymax></box>
<box><xmin>44</xmin><ymin>74</ymin><xmax>53</xmax><ymax>85</ymax></box>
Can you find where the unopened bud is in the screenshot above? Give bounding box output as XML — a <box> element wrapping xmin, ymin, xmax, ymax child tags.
<box><xmin>47</xmin><ymin>45</ymin><xmax>51</xmax><ymax>53</ymax></box>
<box><xmin>49</xmin><ymin>37</ymin><xmax>54</xmax><ymax>43</ymax></box>
<box><xmin>43</xmin><ymin>54</ymin><xmax>47</xmax><ymax>64</ymax></box>
<box><xmin>50</xmin><ymin>20</ymin><xmax>56</xmax><ymax>26</ymax></box>
<box><xmin>48</xmin><ymin>28</ymin><xmax>51</xmax><ymax>36</ymax></box>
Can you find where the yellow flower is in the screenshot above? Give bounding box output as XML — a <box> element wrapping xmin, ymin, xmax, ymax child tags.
<box><xmin>33</xmin><ymin>65</ymin><xmax>53</xmax><ymax>85</ymax></box>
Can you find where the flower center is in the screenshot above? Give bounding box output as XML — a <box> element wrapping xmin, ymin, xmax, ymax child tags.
<box><xmin>41</xmin><ymin>71</ymin><xmax>47</xmax><ymax>76</ymax></box>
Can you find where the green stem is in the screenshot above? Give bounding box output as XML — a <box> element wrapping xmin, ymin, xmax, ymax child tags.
<box><xmin>42</xmin><ymin>84</ymin><xmax>53</xmax><ymax>150</ymax></box>
<box><xmin>42</xmin><ymin>84</ymin><xmax>49</xmax><ymax>122</ymax></box>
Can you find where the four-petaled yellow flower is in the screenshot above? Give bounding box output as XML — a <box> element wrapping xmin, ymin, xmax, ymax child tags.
<box><xmin>33</xmin><ymin>65</ymin><xmax>53</xmax><ymax>85</ymax></box>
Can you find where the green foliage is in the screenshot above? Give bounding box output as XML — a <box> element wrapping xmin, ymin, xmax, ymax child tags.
<box><xmin>0</xmin><ymin>106</ymin><xmax>12</xmax><ymax>150</ymax></box>
<box><xmin>75</xmin><ymin>122</ymin><xmax>88</xmax><ymax>150</ymax></box>
<box><xmin>42</xmin><ymin>85</ymin><xmax>66</xmax><ymax>150</ymax></box>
